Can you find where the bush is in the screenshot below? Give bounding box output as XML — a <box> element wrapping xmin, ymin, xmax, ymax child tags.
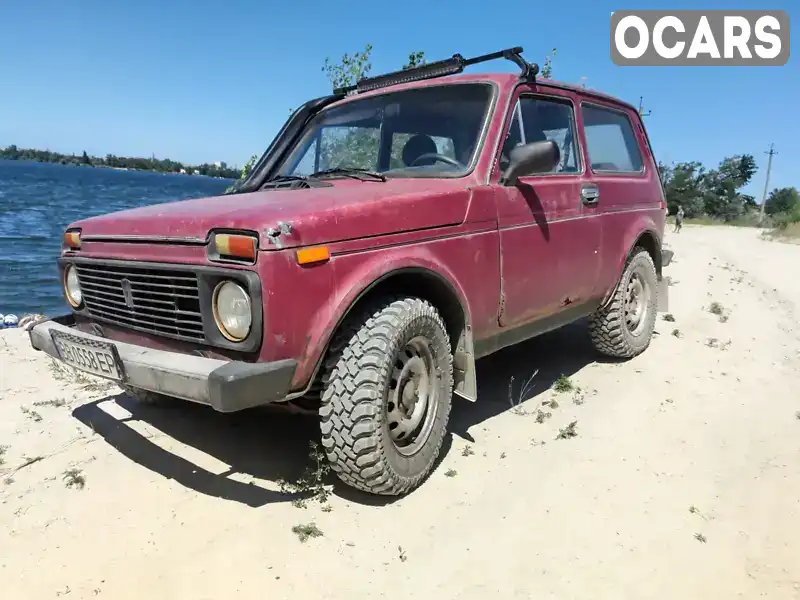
<box><xmin>773</xmin><ymin>209</ymin><xmax>800</xmax><ymax>230</ymax></box>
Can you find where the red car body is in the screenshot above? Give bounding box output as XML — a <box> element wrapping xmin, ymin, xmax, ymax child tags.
<box><xmin>56</xmin><ymin>73</ymin><xmax>667</xmax><ymax>397</ymax></box>
<box><xmin>30</xmin><ymin>60</ymin><xmax>671</xmax><ymax>495</ymax></box>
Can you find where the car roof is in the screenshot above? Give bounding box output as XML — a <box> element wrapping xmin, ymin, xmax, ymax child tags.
<box><xmin>330</xmin><ymin>72</ymin><xmax>639</xmax><ymax>115</ymax></box>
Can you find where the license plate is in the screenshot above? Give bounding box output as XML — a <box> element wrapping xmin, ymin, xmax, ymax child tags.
<box><xmin>50</xmin><ymin>330</ymin><xmax>124</xmax><ymax>381</ymax></box>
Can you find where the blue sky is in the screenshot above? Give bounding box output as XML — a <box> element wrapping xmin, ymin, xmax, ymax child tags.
<box><xmin>0</xmin><ymin>0</ymin><xmax>796</xmax><ymax>197</ymax></box>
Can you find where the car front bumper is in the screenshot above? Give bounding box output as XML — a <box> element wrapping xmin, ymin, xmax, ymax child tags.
<box><xmin>28</xmin><ymin>315</ymin><xmax>297</xmax><ymax>413</ymax></box>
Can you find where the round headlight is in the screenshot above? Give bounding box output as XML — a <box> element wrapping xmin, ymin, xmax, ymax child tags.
<box><xmin>212</xmin><ymin>281</ymin><xmax>252</xmax><ymax>341</ymax></box>
<box><xmin>64</xmin><ymin>265</ymin><xmax>83</xmax><ymax>307</ymax></box>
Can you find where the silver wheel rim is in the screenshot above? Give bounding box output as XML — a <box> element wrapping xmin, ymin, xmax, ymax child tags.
<box><xmin>387</xmin><ymin>336</ymin><xmax>439</xmax><ymax>456</ymax></box>
<box><xmin>624</xmin><ymin>269</ymin><xmax>651</xmax><ymax>336</ymax></box>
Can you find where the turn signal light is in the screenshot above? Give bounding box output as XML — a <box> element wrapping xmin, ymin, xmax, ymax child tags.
<box><xmin>296</xmin><ymin>245</ymin><xmax>330</xmax><ymax>265</ymax></box>
<box><xmin>64</xmin><ymin>230</ymin><xmax>81</xmax><ymax>249</ymax></box>
<box><xmin>214</xmin><ymin>233</ymin><xmax>257</xmax><ymax>261</ymax></box>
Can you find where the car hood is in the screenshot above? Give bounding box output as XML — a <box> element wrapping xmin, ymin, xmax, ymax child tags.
<box><xmin>73</xmin><ymin>178</ymin><xmax>473</xmax><ymax>250</ymax></box>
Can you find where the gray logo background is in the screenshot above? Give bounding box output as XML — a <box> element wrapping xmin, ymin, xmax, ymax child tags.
<box><xmin>610</xmin><ymin>10</ymin><xmax>790</xmax><ymax>66</ymax></box>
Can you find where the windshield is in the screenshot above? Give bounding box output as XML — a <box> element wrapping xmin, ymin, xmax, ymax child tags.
<box><xmin>276</xmin><ymin>83</ymin><xmax>493</xmax><ymax>179</ymax></box>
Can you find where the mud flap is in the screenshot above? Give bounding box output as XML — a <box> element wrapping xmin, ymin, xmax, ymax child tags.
<box><xmin>657</xmin><ymin>277</ymin><xmax>670</xmax><ymax>312</ymax></box>
<box><xmin>658</xmin><ymin>247</ymin><xmax>673</xmax><ymax>312</ymax></box>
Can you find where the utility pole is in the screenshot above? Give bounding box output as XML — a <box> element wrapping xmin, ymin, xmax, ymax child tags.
<box><xmin>759</xmin><ymin>143</ymin><xmax>777</xmax><ymax>222</ymax></box>
<box><xmin>638</xmin><ymin>96</ymin><xmax>651</xmax><ymax>117</ymax></box>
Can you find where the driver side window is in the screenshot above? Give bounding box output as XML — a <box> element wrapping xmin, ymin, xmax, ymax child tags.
<box><xmin>500</xmin><ymin>96</ymin><xmax>581</xmax><ymax>175</ymax></box>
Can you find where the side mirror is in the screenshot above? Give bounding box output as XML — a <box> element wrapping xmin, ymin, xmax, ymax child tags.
<box><xmin>500</xmin><ymin>140</ymin><xmax>560</xmax><ymax>186</ymax></box>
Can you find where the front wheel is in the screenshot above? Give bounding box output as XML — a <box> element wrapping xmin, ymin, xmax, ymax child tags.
<box><xmin>589</xmin><ymin>247</ymin><xmax>658</xmax><ymax>358</ymax></box>
<box><xmin>320</xmin><ymin>297</ymin><xmax>453</xmax><ymax>496</ymax></box>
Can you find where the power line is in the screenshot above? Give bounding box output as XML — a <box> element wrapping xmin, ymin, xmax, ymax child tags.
<box><xmin>759</xmin><ymin>143</ymin><xmax>777</xmax><ymax>222</ymax></box>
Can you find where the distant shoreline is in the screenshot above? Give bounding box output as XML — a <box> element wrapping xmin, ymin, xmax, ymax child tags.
<box><xmin>0</xmin><ymin>145</ymin><xmax>240</xmax><ymax>179</ymax></box>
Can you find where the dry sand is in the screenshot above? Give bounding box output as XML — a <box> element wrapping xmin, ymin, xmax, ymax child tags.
<box><xmin>1</xmin><ymin>225</ymin><xmax>799</xmax><ymax>599</ymax></box>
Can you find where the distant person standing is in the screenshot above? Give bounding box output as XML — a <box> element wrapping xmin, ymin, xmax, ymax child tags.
<box><xmin>674</xmin><ymin>205</ymin><xmax>684</xmax><ymax>233</ymax></box>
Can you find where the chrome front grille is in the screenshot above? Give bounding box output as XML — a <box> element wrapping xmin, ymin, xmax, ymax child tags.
<box><xmin>74</xmin><ymin>262</ymin><xmax>205</xmax><ymax>341</ymax></box>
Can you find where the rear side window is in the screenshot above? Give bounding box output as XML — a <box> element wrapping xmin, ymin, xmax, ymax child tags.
<box><xmin>582</xmin><ymin>104</ymin><xmax>643</xmax><ymax>173</ymax></box>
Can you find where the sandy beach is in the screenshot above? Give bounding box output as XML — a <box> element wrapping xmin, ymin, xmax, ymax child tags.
<box><xmin>1</xmin><ymin>225</ymin><xmax>799</xmax><ymax>599</ymax></box>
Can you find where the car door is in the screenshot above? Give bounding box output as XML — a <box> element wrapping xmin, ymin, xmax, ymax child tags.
<box><xmin>578</xmin><ymin>101</ymin><xmax>654</xmax><ymax>292</ymax></box>
<box><xmin>493</xmin><ymin>86</ymin><xmax>603</xmax><ymax>329</ymax></box>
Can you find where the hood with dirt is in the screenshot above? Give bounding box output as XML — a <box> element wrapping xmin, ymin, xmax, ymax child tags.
<box><xmin>72</xmin><ymin>179</ymin><xmax>473</xmax><ymax>249</ymax></box>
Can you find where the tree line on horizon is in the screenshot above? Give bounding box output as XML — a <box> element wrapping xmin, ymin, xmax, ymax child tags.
<box><xmin>658</xmin><ymin>156</ymin><xmax>799</xmax><ymax>228</ymax></box>
<box><xmin>0</xmin><ymin>144</ymin><xmax>240</xmax><ymax>179</ymax></box>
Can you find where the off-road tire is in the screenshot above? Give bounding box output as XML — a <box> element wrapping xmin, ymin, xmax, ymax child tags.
<box><xmin>319</xmin><ymin>297</ymin><xmax>454</xmax><ymax>496</ymax></box>
<box><xmin>122</xmin><ymin>385</ymin><xmax>172</xmax><ymax>406</ymax></box>
<box><xmin>589</xmin><ymin>247</ymin><xmax>658</xmax><ymax>358</ymax></box>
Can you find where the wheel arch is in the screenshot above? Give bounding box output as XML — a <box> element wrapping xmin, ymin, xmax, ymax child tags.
<box><xmin>600</xmin><ymin>226</ymin><xmax>663</xmax><ymax>310</ymax></box>
<box><xmin>293</xmin><ymin>264</ymin><xmax>478</xmax><ymax>401</ymax></box>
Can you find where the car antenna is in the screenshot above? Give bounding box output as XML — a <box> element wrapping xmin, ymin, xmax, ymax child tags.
<box><xmin>334</xmin><ymin>47</ymin><xmax>540</xmax><ymax>96</ymax></box>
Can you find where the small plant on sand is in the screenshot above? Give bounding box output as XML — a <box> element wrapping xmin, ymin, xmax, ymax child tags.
<box><xmin>662</xmin><ymin>313</ymin><xmax>676</xmax><ymax>322</ymax></box>
<box><xmin>48</xmin><ymin>359</ymin><xmax>69</xmax><ymax>381</ymax></box>
<box><xmin>507</xmin><ymin>369</ymin><xmax>539</xmax><ymax>415</ymax></box>
<box><xmin>62</xmin><ymin>468</ymin><xmax>86</xmax><ymax>489</ymax></box>
<box><xmin>461</xmin><ymin>445</ymin><xmax>475</xmax><ymax>457</ymax></box>
<box><xmin>556</xmin><ymin>421</ymin><xmax>578</xmax><ymax>440</ymax></box>
<box><xmin>795</xmin><ymin>411</ymin><xmax>800</xmax><ymax>420</ymax></box>
<box><xmin>694</xmin><ymin>533</ymin><xmax>707</xmax><ymax>543</ymax></box>
<box><xmin>33</xmin><ymin>398</ymin><xmax>67</xmax><ymax>408</ymax></box>
<box><xmin>705</xmin><ymin>338</ymin><xmax>719</xmax><ymax>348</ymax></box>
<box><xmin>48</xmin><ymin>359</ymin><xmax>113</xmax><ymax>393</ymax></box>
<box><xmin>20</xmin><ymin>406</ymin><xmax>42</xmax><ymax>422</ymax></box>
<box><xmin>0</xmin><ymin>445</ymin><xmax>8</xmax><ymax>465</ymax></box>
<box><xmin>689</xmin><ymin>505</ymin><xmax>699</xmax><ymax>514</ymax></box>
<box><xmin>536</xmin><ymin>409</ymin><xmax>552</xmax><ymax>424</ymax></box>
<box><xmin>398</xmin><ymin>546</ymin><xmax>407</xmax><ymax>562</ymax></box>
<box><xmin>708</xmin><ymin>301</ymin><xmax>724</xmax><ymax>316</ymax></box>
<box><xmin>552</xmin><ymin>375</ymin><xmax>574</xmax><ymax>393</ymax></box>
<box><xmin>572</xmin><ymin>386</ymin><xmax>589</xmax><ymax>405</ymax></box>
<box><xmin>292</xmin><ymin>522</ymin><xmax>323</xmax><ymax>543</ymax></box>
<box><xmin>671</xmin><ymin>329</ymin><xmax>682</xmax><ymax>338</ymax></box>
<box><xmin>444</xmin><ymin>469</ymin><xmax>458</xmax><ymax>477</ymax></box>
<box><xmin>277</xmin><ymin>441</ymin><xmax>332</xmax><ymax>508</ymax></box>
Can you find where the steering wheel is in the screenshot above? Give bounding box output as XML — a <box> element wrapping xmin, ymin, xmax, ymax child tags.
<box><xmin>410</xmin><ymin>153</ymin><xmax>464</xmax><ymax>168</ymax></box>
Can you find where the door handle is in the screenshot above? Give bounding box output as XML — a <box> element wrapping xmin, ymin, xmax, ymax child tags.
<box><xmin>581</xmin><ymin>185</ymin><xmax>599</xmax><ymax>206</ymax></box>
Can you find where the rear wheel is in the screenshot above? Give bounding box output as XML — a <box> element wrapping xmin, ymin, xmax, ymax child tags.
<box><xmin>589</xmin><ymin>247</ymin><xmax>658</xmax><ymax>358</ymax></box>
<box><xmin>320</xmin><ymin>297</ymin><xmax>453</xmax><ymax>496</ymax></box>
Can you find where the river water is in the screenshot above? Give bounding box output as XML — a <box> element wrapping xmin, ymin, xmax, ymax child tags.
<box><xmin>0</xmin><ymin>160</ymin><xmax>231</xmax><ymax>318</ymax></box>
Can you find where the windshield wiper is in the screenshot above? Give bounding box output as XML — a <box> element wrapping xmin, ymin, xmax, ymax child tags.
<box><xmin>266</xmin><ymin>174</ymin><xmax>308</xmax><ymax>183</ymax></box>
<box><xmin>308</xmin><ymin>167</ymin><xmax>387</xmax><ymax>182</ymax></box>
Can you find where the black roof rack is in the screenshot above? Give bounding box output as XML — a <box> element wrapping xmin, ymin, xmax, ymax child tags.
<box><xmin>333</xmin><ymin>46</ymin><xmax>539</xmax><ymax>96</ymax></box>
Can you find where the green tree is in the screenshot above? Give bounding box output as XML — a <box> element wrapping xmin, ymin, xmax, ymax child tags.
<box><xmin>764</xmin><ymin>187</ymin><xmax>800</xmax><ymax>216</ymax></box>
<box><xmin>702</xmin><ymin>154</ymin><xmax>757</xmax><ymax>220</ymax></box>
<box><xmin>322</xmin><ymin>44</ymin><xmax>374</xmax><ymax>91</ymax></box>
<box><xmin>404</xmin><ymin>51</ymin><xmax>426</xmax><ymax>69</ymax></box>
<box><xmin>541</xmin><ymin>48</ymin><xmax>557</xmax><ymax>79</ymax></box>
<box><xmin>318</xmin><ymin>44</ymin><xmax>429</xmax><ymax>172</ymax></box>
<box><xmin>660</xmin><ymin>161</ymin><xmax>707</xmax><ymax>217</ymax></box>
<box><xmin>81</xmin><ymin>150</ymin><xmax>91</xmax><ymax>165</ymax></box>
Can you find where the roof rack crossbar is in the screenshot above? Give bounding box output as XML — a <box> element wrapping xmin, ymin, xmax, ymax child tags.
<box><xmin>333</xmin><ymin>46</ymin><xmax>539</xmax><ymax>96</ymax></box>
